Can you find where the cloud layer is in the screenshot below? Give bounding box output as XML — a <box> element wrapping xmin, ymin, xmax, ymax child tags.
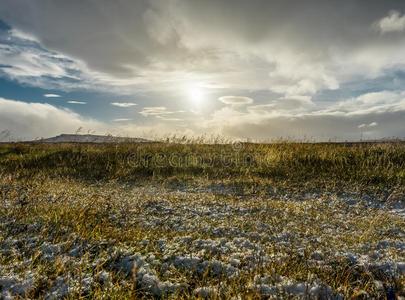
<box><xmin>2</xmin><ymin>0</ymin><xmax>405</xmax><ymax>96</ymax></box>
<box><xmin>0</xmin><ymin>1</ymin><xmax>405</xmax><ymax>140</ymax></box>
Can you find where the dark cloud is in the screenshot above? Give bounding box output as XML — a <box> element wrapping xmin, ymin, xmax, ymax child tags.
<box><xmin>1</xmin><ymin>0</ymin><xmax>404</xmax><ymax>79</ymax></box>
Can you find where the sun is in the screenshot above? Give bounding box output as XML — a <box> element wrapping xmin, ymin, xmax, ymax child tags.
<box><xmin>186</xmin><ymin>83</ymin><xmax>204</xmax><ymax>105</ymax></box>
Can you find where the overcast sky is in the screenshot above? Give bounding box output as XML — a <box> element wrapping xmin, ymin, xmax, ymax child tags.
<box><xmin>0</xmin><ymin>0</ymin><xmax>405</xmax><ymax>141</ymax></box>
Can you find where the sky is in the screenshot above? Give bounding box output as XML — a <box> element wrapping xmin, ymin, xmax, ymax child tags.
<box><xmin>0</xmin><ymin>0</ymin><xmax>405</xmax><ymax>141</ymax></box>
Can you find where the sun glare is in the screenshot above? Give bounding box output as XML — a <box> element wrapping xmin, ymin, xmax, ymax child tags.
<box><xmin>186</xmin><ymin>83</ymin><xmax>204</xmax><ymax>105</ymax></box>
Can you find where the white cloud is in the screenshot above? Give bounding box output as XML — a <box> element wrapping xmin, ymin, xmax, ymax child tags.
<box><xmin>67</xmin><ymin>100</ymin><xmax>86</xmax><ymax>105</ymax></box>
<box><xmin>325</xmin><ymin>91</ymin><xmax>405</xmax><ymax>115</ymax></box>
<box><xmin>44</xmin><ymin>94</ymin><xmax>61</xmax><ymax>98</ymax></box>
<box><xmin>0</xmin><ymin>97</ymin><xmax>103</xmax><ymax>140</ymax></box>
<box><xmin>110</xmin><ymin>102</ymin><xmax>137</xmax><ymax>108</ymax></box>
<box><xmin>358</xmin><ymin>122</ymin><xmax>378</xmax><ymax>129</ymax></box>
<box><xmin>0</xmin><ymin>98</ymin><xmax>183</xmax><ymax>141</ymax></box>
<box><xmin>155</xmin><ymin>116</ymin><xmax>181</xmax><ymax>121</ymax></box>
<box><xmin>376</xmin><ymin>10</ymin><xmax>405</xmax><ymax>33</ymax></box>
<box><xmin>113</xmin><ymin>118</ymin><xmax>132</xmax><ymax>122</ymax></box>
<box><xmin>139</xmin><ymin>106</ymin><xmax>172</xmax><ymax>117</ymax></box>
<box><xmin>9</xmin><ymin>28</ymin><xmax>38</xmax><ymax>42</ymax></box>
<box><xmin>218</xmin><ymin>96</ymin><xmax>253</xmax><ymax>106</ymax></box>
<box><xmin>138</xmin><ymin>107</ymin><xmax>185</xmax><ymax>122</ymax></box>
<box><xmin>0</xmin><ymin>26</ymin><xmax>151</xmax><ymax>93</ymax></box>
<box><xmin>0</xmin><ymin>44</ymin><xmax>74</xmax><ymax>79</ymax></box>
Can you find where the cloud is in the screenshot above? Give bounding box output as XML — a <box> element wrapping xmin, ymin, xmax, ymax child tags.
<box><xmin>44</xmin><ymin>94</ymin><xmax>61</xmax><ymax>98</ymax></box>
<box><xmin>358</xmin><ymin>122</ymin><xmax>378</xmax><ymax>129</ymax></box>
<box><xmin>0</xmin><ymin>41</ymin><xmax>79</xmax><ymax>82</ymax></box>
<box><xmin>247</xmin><ymin>96</ymin><xmax>314</xmax><ymax>116</ymax></box>
<box><xmin>216</xmin><ymin>112</ymin><xmax>403</xmax><ymax>141</ymax></box>
<box><xmin>155</xmin><ymin>116</ymin><xmax>181</xmax><ymax>121</ymax></box>
<box><xmin>1</xmin><ymin>1</ymin><xmax>405</xmax><ymax>140</ymax></box>
<box><xmin>139</xmin><ymin>106</ymin><xmax>172</xmax><ymax>117</ymax></box>
<box><xmin>110</xmin><ymin>102</ymin><xmax>137</xmax><ymax>108</ymax></box>
<box><xmin>0</xmin><ymin>32</ymin><xmax>91</xmax><ymax>91</ymax></box>
<box><xmin>376</xmin><ymin>10</ymin><xmax>405</xmax><ymax>33</ymax></box>
<box><xmin>2</xmin><ymin>0</ymin><xmax>405</xmax><ymax>98</ymax></box>
<box><xmin>9</xmin><ymin>28</ymin><xmax>38</xmax><ymax>42</ymax></box>
<box><xmin>324</xmin><ymin>91</ymin><xmax>405</xmax><ymax>115</ymax></box>
<box><xmin>67</xmin><ymin>100</ymin><xmax>86</xmax><ymax>105</ymax></box>
<box><xmin>0</xmin><ymin>0</ymin><xmax>405</xmax><ymax>102</ymax></box>
<box><xmin>0</xmin><ymin>23</ymin><xmax>154</xmax><ymax>93</ymax></box>
<box><xmin>0</xmin><ymin>97</ymin><xmax>103</xmax><ymax>140</ymax></box>
<box><xmin>138</xmin><ymin>107</ymin><xmax>185</xmax><ymax>122</ymax></box>
<box><xmin>0</xmin><ymin>97</ymin><xmax>184</xmax><ymax>141</ymax></box>
<box><xmin>113</xmin><ymin>118</ymin><xmax>132</xmax><ymax>122</ymax></box>
<box><xmin>218</xmin><ymin>96</ymin><xmax>253</xmax><ymax>106</ymax></box>
<box><xmin>1</xmin><ymin>90</ymin><xmax>404</xmax><ymax>142</ymax></box>
<box><xmin>201</xmin><ymin>91</ymin><xmax>405</xmax><ymax>141</ymax></box>
<box><xmin>204</xmin><ymin>106</ymin><xmax>404</xmax><ymax>141</ymax></box>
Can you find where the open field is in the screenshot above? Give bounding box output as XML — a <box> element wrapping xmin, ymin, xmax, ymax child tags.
<box><xmin>1</xmin><ymin>142</ymin><xmax>405</xmax><ymax>299</ymax></box>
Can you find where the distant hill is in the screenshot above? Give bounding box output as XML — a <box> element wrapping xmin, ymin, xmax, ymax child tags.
<box><xmin>33</xmin><ymin>134</ymin><xmax>151</xmax><ymax>144</ymax></box>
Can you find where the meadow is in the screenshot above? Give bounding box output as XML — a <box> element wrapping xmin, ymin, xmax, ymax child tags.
<box><xmin>0</xmin><ymin>141</ymin><xmax>404</xmax><ymax>299</ymax></box>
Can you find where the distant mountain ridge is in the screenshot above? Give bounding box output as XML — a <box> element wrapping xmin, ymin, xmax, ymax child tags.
<box><xmin>34</xmin><ymin>134</ymin><xmax>151</xmax><ymax>143</ymax></box>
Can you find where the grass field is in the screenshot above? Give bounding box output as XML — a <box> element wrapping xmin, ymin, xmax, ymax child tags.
<box><xmin>1</xmin><ymin>142</ymin><xmax>404</xmax><ymax>299</ymax></box>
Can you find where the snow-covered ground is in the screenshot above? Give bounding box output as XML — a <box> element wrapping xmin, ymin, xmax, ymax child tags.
<box><xmin>0</xmin><ymin>183</ymin><xmax>404</xmax><ymax>299</ymax></box>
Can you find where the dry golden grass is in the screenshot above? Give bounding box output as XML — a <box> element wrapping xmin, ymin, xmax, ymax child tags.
<box><xmin>0</xmin><ymin>142</ymin><xmax>404</xmax><ymax>298</ymax></box>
